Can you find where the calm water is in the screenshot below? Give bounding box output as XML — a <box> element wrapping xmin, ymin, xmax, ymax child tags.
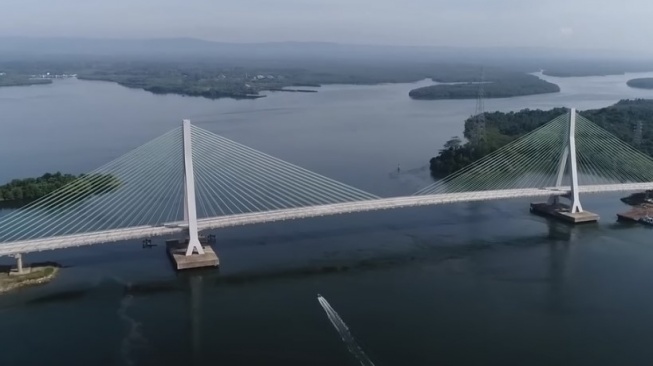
<box><xmin>2</xmin><ymin>73</ymin><xmax>653</xmax><ymax>365</ymax></box>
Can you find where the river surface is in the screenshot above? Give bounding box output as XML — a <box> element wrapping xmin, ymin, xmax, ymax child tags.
<box><xmin>1</xmin><ymin>73</ymin><xmax>653</xmax><ymax>365</ymax></box>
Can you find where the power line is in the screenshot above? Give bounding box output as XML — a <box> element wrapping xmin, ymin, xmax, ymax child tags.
<box><xmin>472</xmin><ymin>67</ymin><xmax>486</xmax><ymax>144</ymax></box>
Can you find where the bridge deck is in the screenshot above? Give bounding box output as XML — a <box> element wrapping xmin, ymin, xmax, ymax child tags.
<box><xmin>1</xmin><ymin>182</ymin><xmax>652</xmax><ymax>257</ymax></box>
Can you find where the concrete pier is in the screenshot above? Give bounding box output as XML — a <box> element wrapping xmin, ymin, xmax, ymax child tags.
<box><xmin>167</xmin><ymin>240</ymin><xmax>219</xmax><ymax>271</ymax></box>
<box><xmin>530</xmin><ymin>202</ymin><xmax>599</xmax><ymax>224</ymax></box>
<box><xmin>15</xmin><ymin>253</ymin><xmax>23</xmax><ymax>274</ymax></box>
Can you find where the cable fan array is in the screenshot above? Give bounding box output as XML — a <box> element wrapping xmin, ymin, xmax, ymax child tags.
<box><xmin>0</xmin><ymin>128</ymin><xmax>185</xmax><ymax>243</ymax></box>
<box><xmin>0</xmin><ymin>124</ymin><xmax>378</xmax><ymax>244</ymax></box>
<box><xmin>190</xmin><ymin>125</ymin><xmax>378</xmax><ymax>217</ymax></box>
<box><xmin>574</xmin><ymin>114</ymin><xmax>653</xmax><ymax>184</ymax></box>
<box><xmin>416</xmin><ymin>113</ymin><xmax>569</xmax><ymax>195</ymax></box>
<box><xmin>2</xmin><ymin>111</ymin><xmax>653</xmax><ymax>245</ymax></box>
<box><xmin>416</xmin><ymin>112</ymin><xmax>653</xmax><ymax>195</ymax></box>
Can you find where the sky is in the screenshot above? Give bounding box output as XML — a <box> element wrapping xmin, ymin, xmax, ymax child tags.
<box><xmin>1</xmin><ymin>0</ymin><xmax>650</xmax><ymax>52</ymax></box>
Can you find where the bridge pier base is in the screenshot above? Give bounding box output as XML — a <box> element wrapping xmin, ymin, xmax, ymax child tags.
<box><xmin>530</xmin><ymin>202</ymin><xmax>599</xmax><ymax>224</ymax></box>
<box><xmin>530</xmin><ymin>109</ymin><xmax>599</xmax><ymax>224</ymax></box>
<box><xmin>167</xmin><ymin>239</ymin><xmax>219</xmax><ymax>271</ymax></box>
<box><xmin>15</xmin><ymin>253</ymin><xmax>23</xmax><ymax>274</ymax></box>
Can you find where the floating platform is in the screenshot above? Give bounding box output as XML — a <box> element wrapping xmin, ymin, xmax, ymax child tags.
<box><xmin>530</xmin><ymin>202</ymin><xmax>599</xmax><ymax>224</ymax></box>
<box><xmin>166</xmin><ymin>240</ymin><xmax>219</xmax><ymax>271</ymax></box>
<box><xmin>617</xmin><ymin>204</ymin><xmax>653</xmax><ymax>223</ymax></box>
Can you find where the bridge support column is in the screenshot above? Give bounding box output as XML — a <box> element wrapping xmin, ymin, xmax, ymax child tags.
<box><xmin>167</xmin><ymin>119</ymin><xmax>219</xmax><ymax>270</ymax></box>
<box><xmin>182</xmin><ymin>119</ymin><xmax>205</xmax><ymax>256</ymax></box>
<box><xmin>15</xmin><ymin>253</ymin><xmax>23</xmax><ymax>274</ymax></box>
<box><xmin>566</xmin><ymin>109</ymin><xmax>583</xmax><ymax>214</ymax></box>
<box><xmin>533</xmin><ymin>109</ymin><xmax>598</xmax><ymax>223</ymax></box>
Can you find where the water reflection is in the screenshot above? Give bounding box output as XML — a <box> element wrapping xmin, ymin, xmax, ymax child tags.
<box><xmin>188</xmin><ymin>274</ymin><xmax>203</xmax><ymax>366</ymax></box>
<box><xmin>545</xmin><ymin>218</ymin><xmax>574</xmax><ymax>241</ymax></box>
<box><xmin>545</xmin><ymin>218</ymin><xmax>574</xmax><ymax>313</ymax></box>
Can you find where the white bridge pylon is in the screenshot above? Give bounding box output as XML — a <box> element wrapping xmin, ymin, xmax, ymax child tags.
<box><xmin>182</xmin><ymin>119</ymin><xmax>204</xmax><ymax>256</ymax></box>
<box><xmin>549</xmin><ymin>108</ymin><xmax>583</xmax><ymax>213</ymax></box>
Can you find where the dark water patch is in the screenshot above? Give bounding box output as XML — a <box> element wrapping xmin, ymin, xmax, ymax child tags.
<box><xmin>211</xmin><ymin>210</ymin><xmax>494</xmax><ymax>248</ymax></box>
<box><xmin>25</xmin><ymin>288</ymin><xmax>90</xmax><ymax>305</ymax></box>
<box><xmin>124</xmin><ymin>281</ymin><xmax>184</xmax><ymax>297</ymax></box>
<box><xmin>36</xmin><ymin>241</ymin><xmax>508</xmax><ymax>299</ymax></box>
<box><xmin>23</xmin><ymin>278</ymin><xmax>124</xmax><ymax>306</ymax></box>
<box><xmin>212</xmin><ymin>265</ymin><xmax>353</xmax><ymax>285</ymax></box>
<box><xmin>210</xmin><ymin>241</ymin><xmax>514</xmax><ymax>287</ymax></box>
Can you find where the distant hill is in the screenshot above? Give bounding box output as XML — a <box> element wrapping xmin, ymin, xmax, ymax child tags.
<box><xmin>1</xmin><ymin>37</ymin><xmax>652</xmax><ymax>77</ymax></box>
<box><xmin>0</xmin><ymin>37</ymin><xmax>649</xmax><ymax>64</ymax></box>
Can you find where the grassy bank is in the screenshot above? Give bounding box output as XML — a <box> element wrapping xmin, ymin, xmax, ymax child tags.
<box><xmin>0</xmin><ymin>265</ymin><xmax>59</xmax><ymax>294</ymax></box>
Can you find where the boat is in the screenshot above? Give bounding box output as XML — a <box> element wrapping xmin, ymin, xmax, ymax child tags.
<box><xmin>638</xmin><ymin>216</ymin><xmax>653</xmax><ymax>226</ymax></box>
<box><xmin>621</xmin><ymin>190</ymin><xmax>653</xmax><ymax>206</ymax></box>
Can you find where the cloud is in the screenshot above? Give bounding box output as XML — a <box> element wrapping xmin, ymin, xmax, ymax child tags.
<box><xmin>559</xmin><ymin>27</ymin><xmax>574</xmax><ymax>37</ymax></box>
<box><xmin>2</xmin><ymin>0</ymin><xmax>652</xmax><ymax>52</ymax></box>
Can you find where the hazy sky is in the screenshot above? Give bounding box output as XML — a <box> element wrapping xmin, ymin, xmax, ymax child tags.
<box><xmin>1</xmin><ymin>0</ymin><xmax>650</xmax><ymax>51</ymax></box>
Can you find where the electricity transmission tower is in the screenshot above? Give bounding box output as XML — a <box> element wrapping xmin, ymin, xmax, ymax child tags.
<box><xmin>633</xmin><ymin>120</ymin><xmax>643</xmax><ymax>146</ymax></box>
<box><xmin>472</xmin><ymin>67</ymin><xmax>486</xmax><ymax>144</ymax></box>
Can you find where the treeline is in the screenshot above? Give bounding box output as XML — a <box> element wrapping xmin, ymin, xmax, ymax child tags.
<box><xmin>542</xmin><ymin>62</ymin><xmax>653</xmax><ymax>77</ymax></box>
<box><xmin>0</xmin><ymin>74</ymin><xmax>52</xmax><ymax>87</ymax></box>
<box><xmin>430</xmin><ymin>99</ymin><xmax>653</xmax><ymax>177</ymax></box>
<box><xmin>0</xmin><ymin>172</ymin><xmax>120</xmax><ymax>203</ymax></box>
<box><xmin>581</xmin><ymin>99</ymin><xmax>653</xmax><ymax>156</ymax></box>
<box><xmin>409</xmin><ymin>72</ymin><xmax>560</xmax><ymax>100</ymax></box>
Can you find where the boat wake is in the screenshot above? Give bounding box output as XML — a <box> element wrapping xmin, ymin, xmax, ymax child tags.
<box><xmin>317</xmin><ymin>294</ymin><xmax>375</xmax><ymax>366</ymax></box>
<box><xmin>115</xmin><ymin>279</ymin><xmax>149</xmax><ymax>366</ymax></box>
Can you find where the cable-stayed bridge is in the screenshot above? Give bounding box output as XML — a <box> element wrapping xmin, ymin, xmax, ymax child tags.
<box><xmin>2</xmin><ymin>109</ymin><xmax>653</xmax><ymax>261</ymax></box>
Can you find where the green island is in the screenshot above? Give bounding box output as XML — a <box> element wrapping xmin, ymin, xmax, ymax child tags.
<box><xmin>0</xmin><ymin>264</ymin><xmax>60</xmax><ymax>294</ymax></box>
<box><xmin>73</xmin><ymin>62</ymin><xmax>457</xmax><ymax>100</ymax></box>
<box><xmin>0</xmin><ymin>172</ymin><xmax>121</xmax><ymax>206</ymax></box>
<box><xmin>627</xmin><ymin>78</ymin><xmax>653</xmax><ymax>90</ymax></box>
<box><xmin>1</xmin><ymin>59</ymin><xmax>563</xmax><ymax>100</ymax></box>
<box><xmin>409</xmin><ymin>71</ymin><xmax>560</xmax><ymax>100</ymax></box>
<box><xmin>0</xmin><ymin>73</ymin><xmax>52</xmax><ymax>87</ymax></box>
<box><xmin>430</xmin><ymin>99</ymin><xmax>653</xmax><ymax>177</ymax></box>
<box><xmin>72</xmin><ymin>61</ymin><xmax>449</xmax><ymax>100</ymax></box>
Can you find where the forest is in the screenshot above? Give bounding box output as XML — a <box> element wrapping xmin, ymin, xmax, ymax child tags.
<box><xmin>0</xmin><ymin>172</ymin><xmax>121</xmax><ymax>203</ymax></box>
<box><xmin>430</xmin><ymin>99</ymin><xmax>653</xmax><ymax>177</ymax></box>
<box><xmin>409</xmin><ymin>71</ymin><xmax>559</xmax><ymax>100</ymax></box>
<box><xmin>75</xmin><ymin>62</ymin><xmax>489</xmax><ymax>100</ymax></box>
<box><xmin>1</xmin><ymin>58</ymin><xmax>563</xmax><ymax>101</ymax></box>
<box><xmin>0</xmin><ymin>73</ymin><xmax>51</xmax><ymax>87</ymax></box>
